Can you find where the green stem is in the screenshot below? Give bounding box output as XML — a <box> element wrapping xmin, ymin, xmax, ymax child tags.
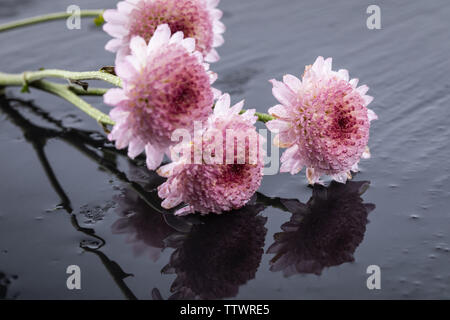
<box><xmin>0</xmin><ymin>72</ymin><xmax>113</xmax><ymax>126</ymax></box>
<box><xmin>0</xmin><ymin>72</ymin><xmax>109</xmax><ymax>96</ymax></box>
<box><xmin>68</xmin><ymin>86</ymin><xmax>109</xmax><ymax>96</ymax></box>
<box><xmin>0</xmin><ymin>70</ymin><xmax>121</xmax><ymax>88</ymax></box>
<box><xmin>0</xmin><ymin>10</ymin><xmax>104</xmax><ymax>32</ymax></box>
<box><xmin>0</xmin><ymin>71</ymin><xmax>110</xmax><ymax>95</ymax></box>
<box><xmin>33</xmin><ymin>80</ymin><xmax>114</xmax><ymax>126</ymax></box>
<box><xmin>240</xmin><ymin>110</ymin><xmax>274</xmax><ymax>123</ymax></box>
<box><xmin>25</xmin><ymin>69</ymin><xmax>122</xmax><ymax>88</ymax></box>
<box><xmin>254</xmin><ymin>112</ymin><xmax>274</xmax><ymax>123</ymax></box>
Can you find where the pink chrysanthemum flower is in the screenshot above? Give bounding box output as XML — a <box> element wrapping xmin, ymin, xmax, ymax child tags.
<box><xmin>104</xmin><ymin>24</ymin><xmax>219</xmax><ymax>170</ymax></box>
<box><xmin>157</xmin><ymin>94</ymin><xmax>265</xmax><ymax>216</ymax></box>
<box><xmin>103</xmin><ymin>0</ymin><xmax>225</xmax><ymax>63</ymax></box>
<box><xmin>266</xmin><ymin>56</ymin><xmax>378</xmax><ymax>185</ymax></box>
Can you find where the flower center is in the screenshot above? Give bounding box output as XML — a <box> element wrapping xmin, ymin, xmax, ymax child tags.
<box><xmin>220</xmin><ymin>164</ymin><xmax>247</xmax><ymax>183</ymax></box>
<box><xmin>337</xmin><ymin>115</ymin><xmax>350</xmax><ymax>129</ymax></box>
<box><xmin>230</xmin><ymin>164</ymin><xmax>244</xmax><ymax>175</ymax></box>
<box><xmin>172</xmin><ymin>85</ymin><xmax>197</xmax><ymax>111</ymax></box>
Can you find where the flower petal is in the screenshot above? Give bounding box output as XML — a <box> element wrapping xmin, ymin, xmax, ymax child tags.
<box><xmin>145</xmin><ymin>143</ymin><xmax>164</xmax><ymax>170</ymax></box>
<box><xmin>332</xmin><ymin>171</ymin><xmax>348</xmax><ymax>184</ymax></box>
<box><xmin>280</xmin><ymin>144</ymin><xmax>298</xmax><ymax>160</ymax></box>
<box><xmin>213</xmin><ymin>20</ymin><xmax>226</xmax><ymax>34</ymax></box>
<box><xmin>105</xmin><ymin>38</ymin><xmax>123</xmax><ymax>52</ymax></box>
<box><xmin>157</xmin><ymin>162</ymin><xmax>178</xmax><ymax>178</ymax></box>
<box><xmin>129</xmin><ymin>36</ymin><xmax>148</xmax><ymax>66</ymax></box>
<box><xmin>367</xmin><ymin>109</ymin><xmax>378</xmax><ymax>121</ymax></box>
<box><xmin>214</xmin><ymin>94</ymin><xmax>231</xmax><ymax>116</ymax></box>
<box><xmin>103</xmin><ymin>9</ymin><xmax>128</xmax><ymax>25</ymax></box>
<box><xmin>117</xmin><ymin>1</ymin><xmax>136</xmax><ymax>15</ymax></box>
<box><xmin>357</xmin><ymin>85</ymin><xmax>369</xmax><ymax>95</ymax></box>
<box><xmin>364</xmin><ymin>95</ymin><xmax>374</xmax><ymax>106</ymax></box>
<box><xmin>306</xmin><ymin>167</ymin><xmax>324</xmax><ymax>185</ymax></box>
<box><xmin>169</xmin><ymin>31</ymin><xmax>184</xmax><ymax>44</ymax></box>
<box><xmin>337</xmin><ymin>69</ymin><xmax>349</xmax><ymax>81</ymax></box>
<box><xmin>115</xmin><ymin>57</ymin><xmax>137</xmax><ymax>80</ymax></box>
<box><xmin>148</xmin><ymin>24</ymin><xmax>171</xmax><ymax>52</ymax></box>
<box><xmin>205</xmin><ymin>48</ymin><xmax>220</xmax><ymax>63</ymax></box>
<box><xmin>103</xmin><ymin>23</ymin><xmax>128</xmax><ymax>38</ymax></box>
<box><xmin>362</xmin><ymin>146</ymin><xmax>371</xmax><ymax>159</ymax></box>
<box><xmin>283</xmin><ymin>74</ymin><xmax>302</xmax><ymax>92</ymax></box>
<box><xmin>104</xmin><ymin>88</ymin><xmax>127</xmax><ymax>106</ymax></box>
<box><xmin>174</xmin><ymin>206</ymin><xmax>194</xmax><ymax>216</ymax></box>
<box><xmin>161</xmin><ymin>194</ymin><xmax>183</xmax><ymax>209</ymax></box>
<box><xmin>270</xmin><ymin>79</ymin><xmax>296</xmax><ymax>106</ymax></box>
<box><xmin>266</xmin><ymin>119</ymin><xmax>291</xmax><ymax>133</ymax></box>
<box><xmin>349</xmin><ymin>78</ymin><xmax>359</xmax><ymax>88</ymax></box>
<box><xmin>268</xmin><ymin>104</ymin><xmax>290</xmax><ymax>119</ymax></box>
<box><xmin>128</xmin><ymin>138</ymin><xmax>146</xmax><ymax>159</ymax></box>
<box><xmin>213</xmin><ymin>34</ymin><xmax>224</xmax><ymax>47</ymax></box>
<box><xmin>229</xmin><ymin>100</ymin><xmax>244</xmax><ymax>115</ymax></box>
<box><xmin>181</xmin><ymin>38</ymin><xmax>196</xmax><ymax>53</ymax></box>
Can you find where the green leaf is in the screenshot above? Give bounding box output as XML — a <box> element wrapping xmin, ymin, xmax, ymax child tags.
<box><xmin>69</xmin><ymin>79</ymin><xmax>89</xmax><ymax>91</ymax></box>
<box><xmin>21</xmin><ymin>83</ymin><xmax>30</xmax><ymax>93</ymax></box>
<box><xmin>94</xmin><ymin>14</ymin><xmax>104</xmax><ymax>27</ymax></box>
<box><xmin>99</xmin><ymin>66</ymin><xmax>116</xmax><ymax>76</ymax></box>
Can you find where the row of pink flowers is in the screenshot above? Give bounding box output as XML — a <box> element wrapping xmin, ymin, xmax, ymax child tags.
<box><xmin>103</xmin><ymin>0</ymin><xmax>377</xmax><ymax>216</ymax></box>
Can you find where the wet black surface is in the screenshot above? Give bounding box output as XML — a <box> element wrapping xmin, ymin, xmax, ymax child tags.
<box><xmin>0</xmin><ymin>0</ymin><xmax>449</xmax><ymax>299</ymax></box>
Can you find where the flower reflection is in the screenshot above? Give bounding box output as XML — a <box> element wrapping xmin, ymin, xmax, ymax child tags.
<box><xmin>0</xmin><ymin>271</ymin><xmax>18</xmax><ymax>299</ymax></box>
<box><xmin>160</xmin><ymin>201</ymin><xmax>267</xmax><ymax>299</ymax></box>
<box><xmin>113</xmin><ymin>182</ymin><xmax>267</xmax><ymax>299</ymax></box>
<box><xmin>112</xmin><ymin>187</ymin><xmax>179</xmax><ymax>262</ymax></box>
<box><xmin>268</xmin><ymin>181</ymin><xmax>375</xmax><ymax>276</ymax></box>
<box><xmin>113</xmin><ymin>174</ymin><xmax>374</xmax><ymax>297</ymax></box>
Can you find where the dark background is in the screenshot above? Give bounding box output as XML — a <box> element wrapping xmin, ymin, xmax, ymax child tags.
<box><xmin>0</xmin><ymin>0</ymin><xmax>449</xmax><ymax>299</ymax></box>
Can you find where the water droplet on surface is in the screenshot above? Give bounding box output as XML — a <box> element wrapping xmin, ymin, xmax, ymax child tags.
<box><xmin>45</xmin><ymin>205</ymin><xmax>64</xmax><ymax>212</ymax></box>
<box><xmin>80</xmin><ymin>239</ymin><xmax>101</xmax><ymax>249</ymax></box>
<box><xmin>434</xmin><ymin>243</ymin><xmax>448</xmax><ymax>251</ymax></box>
